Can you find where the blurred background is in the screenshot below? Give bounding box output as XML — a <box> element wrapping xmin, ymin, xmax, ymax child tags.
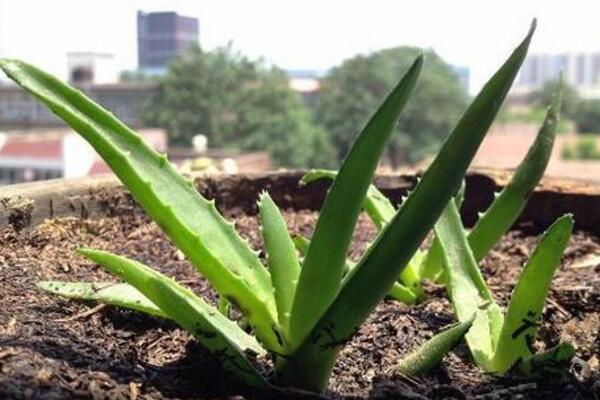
<box><xmin>0</xmin><ymin>0</ymin><xmax>599</xmax><ymax>185</ymax></box>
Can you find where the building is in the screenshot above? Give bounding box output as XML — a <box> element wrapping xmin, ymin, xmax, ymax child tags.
<box><xmin>515</xmin><ymin>52</ymin><xmax>600</xmax><ymax>98</ymax></box>
<box><xmin>67</xmin><ymin>52</ymin><xmax>117</xmax><ymax>85</ymax></box>
<box><xmin>137</xmin><ymin>11</ymin><xmax>199</xmax><ymax>74</ymax></box>
<box><xmin>0</xmin><ymin>82</ymin><xmax>158</xmax><ymax>129</ymax></box>
<box><xmin>0</xmin><ymin>128</ymin><xmax>166</xmax><ymax>185</ymax></box>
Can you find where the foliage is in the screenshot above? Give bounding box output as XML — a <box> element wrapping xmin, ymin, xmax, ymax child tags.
<box><xmin>573</xmin><ymin>99</ymin><xmax>600</xmax><ymax>134</ymax></box>
<box><xmin>530</xmin><ymin>79</ymin><xmax>579</xmax><ymax>119</ymax></box>
<box><xmin>435</xmin><ymin>201</ymin><xmax>575</xmax><ymax>377</ymax></box>
<box><xmin>315</xmin><ymin>46</ymin><xmax>469</xmax><ymax>167</ymax></box>
<box><xmin>143</xmin><ymin>45</ymin><xmax>334</xmax><ymax>168</ymax></box>
<box><xmin>562</xmin><ymin>135</ymin><xmax>600</xmax><ymax>160</ymax></box>
<box><xmin>1</xmin><ymin>20</ymin><xmax>535</xmax><ymax>394</ymax></box>
<box><xmin>303</xmin><ymin>79</ymin><xmax>561</xmax><ymax>303</ymax></box>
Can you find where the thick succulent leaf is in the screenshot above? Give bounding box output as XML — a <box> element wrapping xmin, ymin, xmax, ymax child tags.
<box><xmin>77</xmin><ymin>248</ymin><xmax>268</xmax><ymax>388</ymax></box>
<box><xmin>278</xmin><ymin>23</ymin><xmax>535</xmax><ymax>392</ymax></box>
<box><xmin>387</xmin><ymin>282</ymin><xmax>418</xmax><ymax>305</ymax></box>
<box><xmin>422</xmin><ymin>90</ymin><xmax>561</xmax><ymax>280</ymax></box>
<box><xmin>293</xmin><ymin>234</ymin><xmax>355</xmax><ymax>276</ymax></box>
<box><xmin>301</xmin><ymin>170</ymin><xmax>423</xmax><ymax>298</ymax></box>
<box><xmin>294</xmin><ymin>233</ymin><xmax>417</xmax><ymax>305</ymax></box>
<box><xmin>258</xmin><ymin>191</ymin><xmax>301</xmax><ymax>340</ymax></box>
<box><xmin>0</xmin><ymin>59</ymin><xmax>280</xmax><ymax>352</ymax></box>
<box><xmin>301</xmin><ymin>170</ymin><xmax>396</xmax><ymax>230</ymax></box>
<box><xmin>395</xmin><ymin>314</ymin><xmax>475</xmax><ymax>376</ymax></box>
<box><xmin>469</xmin><ymin>85</ymin><xmax>562</xmax><ymax>260</ymax></box>
<box><xmin>289</xmin><ymin>55</ymin><xmax>424</xmax><ymax>349</ymax></box>
<box><xmin>516</xmin><ymin>342</ymin><xmax>575</xmax><ymax>379</ymax></box>
<box><xmin>292</xmin><ymin>235</ymin><xmax>311</xmax><ymax>259</ymax></box>
<box><xmin>434</xmin><ymin>201</ymin><xmax>498</xmax><ymax>369</ymax></box>
<box><xmin>38</xmin><ymin>281</ymin><xmax>166</xmax><ymax>317</ymax></box>
<box><xmin>491</xmin><ymin>215</ymin><xmax>573</xmax><ymax>373</ymax></box>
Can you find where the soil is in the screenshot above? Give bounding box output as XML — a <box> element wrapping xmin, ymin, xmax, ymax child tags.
<box><xmin>0</xmin><ymin>194</ymin><xmax>599</xmax><ymax>400</ymax></box>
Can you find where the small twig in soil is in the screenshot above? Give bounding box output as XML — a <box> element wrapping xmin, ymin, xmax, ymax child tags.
<box><xmin>55</xmin><ymin>304</ymin><xmax>106</xmax><ymax>322</ymax></box>
<box><xmin>547</xmin><ymin>298</ymin><xmax>571</xmax><ymax>319</ymax></box>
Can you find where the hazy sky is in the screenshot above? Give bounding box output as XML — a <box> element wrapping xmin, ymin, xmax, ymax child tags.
<box><xmin>0</xmin><ymin>1</ymin><xmax>598</xmax><ymax>92</ymax></box>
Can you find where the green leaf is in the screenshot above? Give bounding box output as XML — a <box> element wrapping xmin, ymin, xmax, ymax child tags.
<box><xmin>301</xmin><ymin>170</ymin><xmax>396</xmax><ymax>230</ymax></box>
<box><xmin>293</xmin><ymin>233</ymin><xmax>417</xmax><ymax>306</ymax></box>
<box><xmin>395</xmin><ymin>314</ymin><xmax>475</xmax><ymax>376</ymax></box>
<box><xmin>278</xmin><ymin>22</ymin><xmax>535</xmax><ymax>392</ymax></box>
<box><xmin>422</xmin><ymin>87</ymin><xmax>561</xmax><ymax>280</ymax></box>
<box><xmin>517</xmin><ymin>342</ymin><xmax>575</xmax><ymax>380</ymax></box>
<box><xmin>434</xmin><ymin>201</ymin><xmax>499</xmax><ymax>369</ymax></box>
<box><xmin>77</xmin><ymin>248</ymin><xmax>268</xmax><ymax>388</ymax></box>
<box><xmin>38</xmin><ymin>281</ymin><xmax>166</xmax><ymax>318</ymax></box>
<box><xmin>293</xmin><ymin>234</ymin><xmax>356</xmax><ymax>277</ymax></box>
<box><xmin>292</xmin><ymin>235</ymin><xmax>311</xmax><ymax>258</ymax></box>
<box><xmin>469</xmin><ymin>83</ymin><xmax>562</xmax><ymax>261</ymax></box>
<box><xmin>258</xmin><ymin>191</ymin><xmax>301</xmax><ymax>341</ymax></box>
<box><xmin>387</xmin><ymin>282</ymin><xmax>418</xmax><ymax>305</ymax></box>
<box><xmin>289</xmin><ymin>55</ymin><xmax>423</xmax><ymax>349</ymax></box>
<box><xmin>0</xmin><ymin>59</ymin><xmax>280</xmax><ymax>352</ymax></box>
<box><xmin>491</xmin><ymin>215</ymin><xmax>573</xmax><ymax>373</ymax></box>
<box><xmin>301</xmin><ymin>170</ymin><xmax>423</xmax><ymax>299</ymax></box>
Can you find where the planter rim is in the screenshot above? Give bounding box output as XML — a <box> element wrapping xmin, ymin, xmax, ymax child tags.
<box><xmin>0</xmin><ymin>168</ymin><xmax>599</xmax><ymax>235</ymax></box>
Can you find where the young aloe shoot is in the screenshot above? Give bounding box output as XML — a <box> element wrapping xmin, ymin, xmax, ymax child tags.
<box><xmin>1</xmin><ymin>20</ymin><xmax>536</xmax><ymax>394</ymax></box>
<box><xmin>301</xmin><ymin>74</ymin><xmax>562</xmax><ymax>305</ymax></box>
<box><xmin>435</xmin><ymin>197</ymin><xmax>575</xmax><ymax>377</ymax></box>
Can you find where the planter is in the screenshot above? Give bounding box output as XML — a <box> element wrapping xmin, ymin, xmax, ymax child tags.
<box><xmin>0</xmin><ymin>170</ymin><xmax>598</xmax><ymax>399</ymax></box>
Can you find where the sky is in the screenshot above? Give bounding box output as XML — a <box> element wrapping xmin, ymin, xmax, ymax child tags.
<box><xmin>0</xmin><ymin>0</ymin><xmax>599</xmax><ymax>92</ymax></box>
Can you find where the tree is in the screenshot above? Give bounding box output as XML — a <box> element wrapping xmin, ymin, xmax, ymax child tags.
<box><xmin>314</xmin><ymin>47</ymin><xmax>469</xmax><ymax>166</ymax></box>
<box><xmin>530</xmin><ymin>80</ymin><xmax>580</xmax><ymax>119</ymax></box>
<box><xmin>573</xmin><ymin>99</ymin><xmax>600</xmax><ymax>134</ymax></box>
<box><xmin>143</xmin><ymin>45</ymin><xmax>334</xmax><ymax>168</ymax></box>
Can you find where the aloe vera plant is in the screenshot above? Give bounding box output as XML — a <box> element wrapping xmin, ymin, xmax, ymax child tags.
<box><xmin>436</xmin><ymin>201</ymin><xmax>575</xmax><ymax>377</ymax></box>
<box><xmin>1</xmin><ymin>21</ymin><xmax>535</xmax><ymax>393</ymax></box>
<box><xmin>302</xmin><ymin>75</ymin><xmax>562</xmax><ymax>304</ymax></box>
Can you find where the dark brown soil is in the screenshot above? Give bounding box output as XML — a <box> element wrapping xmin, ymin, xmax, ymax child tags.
<box><xmin>0</xmin><ymin>196</ymin><xmax>598</xmax><ymax>399</ymax></box>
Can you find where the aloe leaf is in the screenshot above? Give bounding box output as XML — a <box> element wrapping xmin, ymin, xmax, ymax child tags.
<box><xmin>434</xmin><ymin>201</ymin><xmax>497</xmax><ymax>369</ymax></box>
<box><xmin>279</xmin><ymin>22</ymin><xmax>535</xmax><ymax>392</ymax></box>
<box><xmin>77</xmin><ymin>248</ymin><xmax>268</xmax><ymax>388</ymax></box>
<box><xmin>292</xmin><ymin>235</ymin><xmax>311</xmax><ymax>258</ymax></box>
<box><xmin>301</xmin><ymin>170</ymin><xmax>396</xmax><ymax>230</ymax></box>
<box><xmin>301</xmin><ymin>170</ymin><xmax>423</xmax><ymax>297</ymax></box>
<box><xmin>293</xmin><ymin>234</ymin><xmax>355</xmax><ymax>275</ymax></box>
<box><xmin>258</xmin><ymin>191</ymin><xmax>301</xmax><ymax>340</ymax></box>
<box><xmin>38</xmin><ymin>281</ymin><xmax>166</xmax><ymax>318</ymax></box>
<box><xmin>387</xmin><ymin>282</ymin><xmax>418</xmax><ymax>305</ymax></box>
<box><xmin>395</xmin><ymin>314</ymin><xmax>475</xmax><ymax>376</ymax></box>
<box><xmin>0</xmin><ymin>59</ymin><xmax>280</xmax><ymax>352</ymax></box>
<box><xmin>288</xmin><ymin>55</ymin><xmax>424</xmax><ymax>349</ymax></box>
<box><xmin>517</xmin><ymin>342</ymin><xmax>575</xmax><ymax>379</ymax></box>
<box><xmin>294</xmin><ymin>233</ymin><xmax>417</xmax><ymax>305</ymax></box>
<box><xmin>469</xmin><ymin>84</ymin><xmax>562</xmax><ymax>260</ymax></box>
<box><xmin>491</xmin><ymin>215</ymin><xmax>573</xmax><ymax>373</ymax></box>
<box><xmin>422</xmin><ymin>87</ymin><xmax>561</xmax><ymax>280</ymax></box>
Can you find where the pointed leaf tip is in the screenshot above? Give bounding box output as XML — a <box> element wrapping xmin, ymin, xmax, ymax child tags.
<box><xmin>530</xmin><ymin>18</ymin><xmax>537</xmax><ymax>34</ymax></box>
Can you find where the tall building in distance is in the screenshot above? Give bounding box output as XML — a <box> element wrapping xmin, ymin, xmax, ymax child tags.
<box><xmin>516</xmin><ymin>52</ymin><xmax>600</xmax><ymax>98</ymax></box>
<box><xmin>137</xmin><ymin>11</ymin><xmax>199</xmax><ymax>75</ymax></box>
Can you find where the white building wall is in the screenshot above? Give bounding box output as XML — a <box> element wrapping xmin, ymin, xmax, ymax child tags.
<box><xmin>67</xmin><ymin>53</ymin><xmax>118</xmax><ymax>85</ymax></box>
<box><xmin>62</xmin><ymin>133</ymin><xmax>97</xmax><ymax>178</ymax></box>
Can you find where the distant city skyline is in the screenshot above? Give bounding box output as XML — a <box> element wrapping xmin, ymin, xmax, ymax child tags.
<box><xmin>516</xmin><ymin>52</ymin><xmax>600</xmax><ymax>98</ymax></box>
<box><xmin>0</xmin><ymin>1</ymin><xmax>599</xmax><ymax>93</ymax></box>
